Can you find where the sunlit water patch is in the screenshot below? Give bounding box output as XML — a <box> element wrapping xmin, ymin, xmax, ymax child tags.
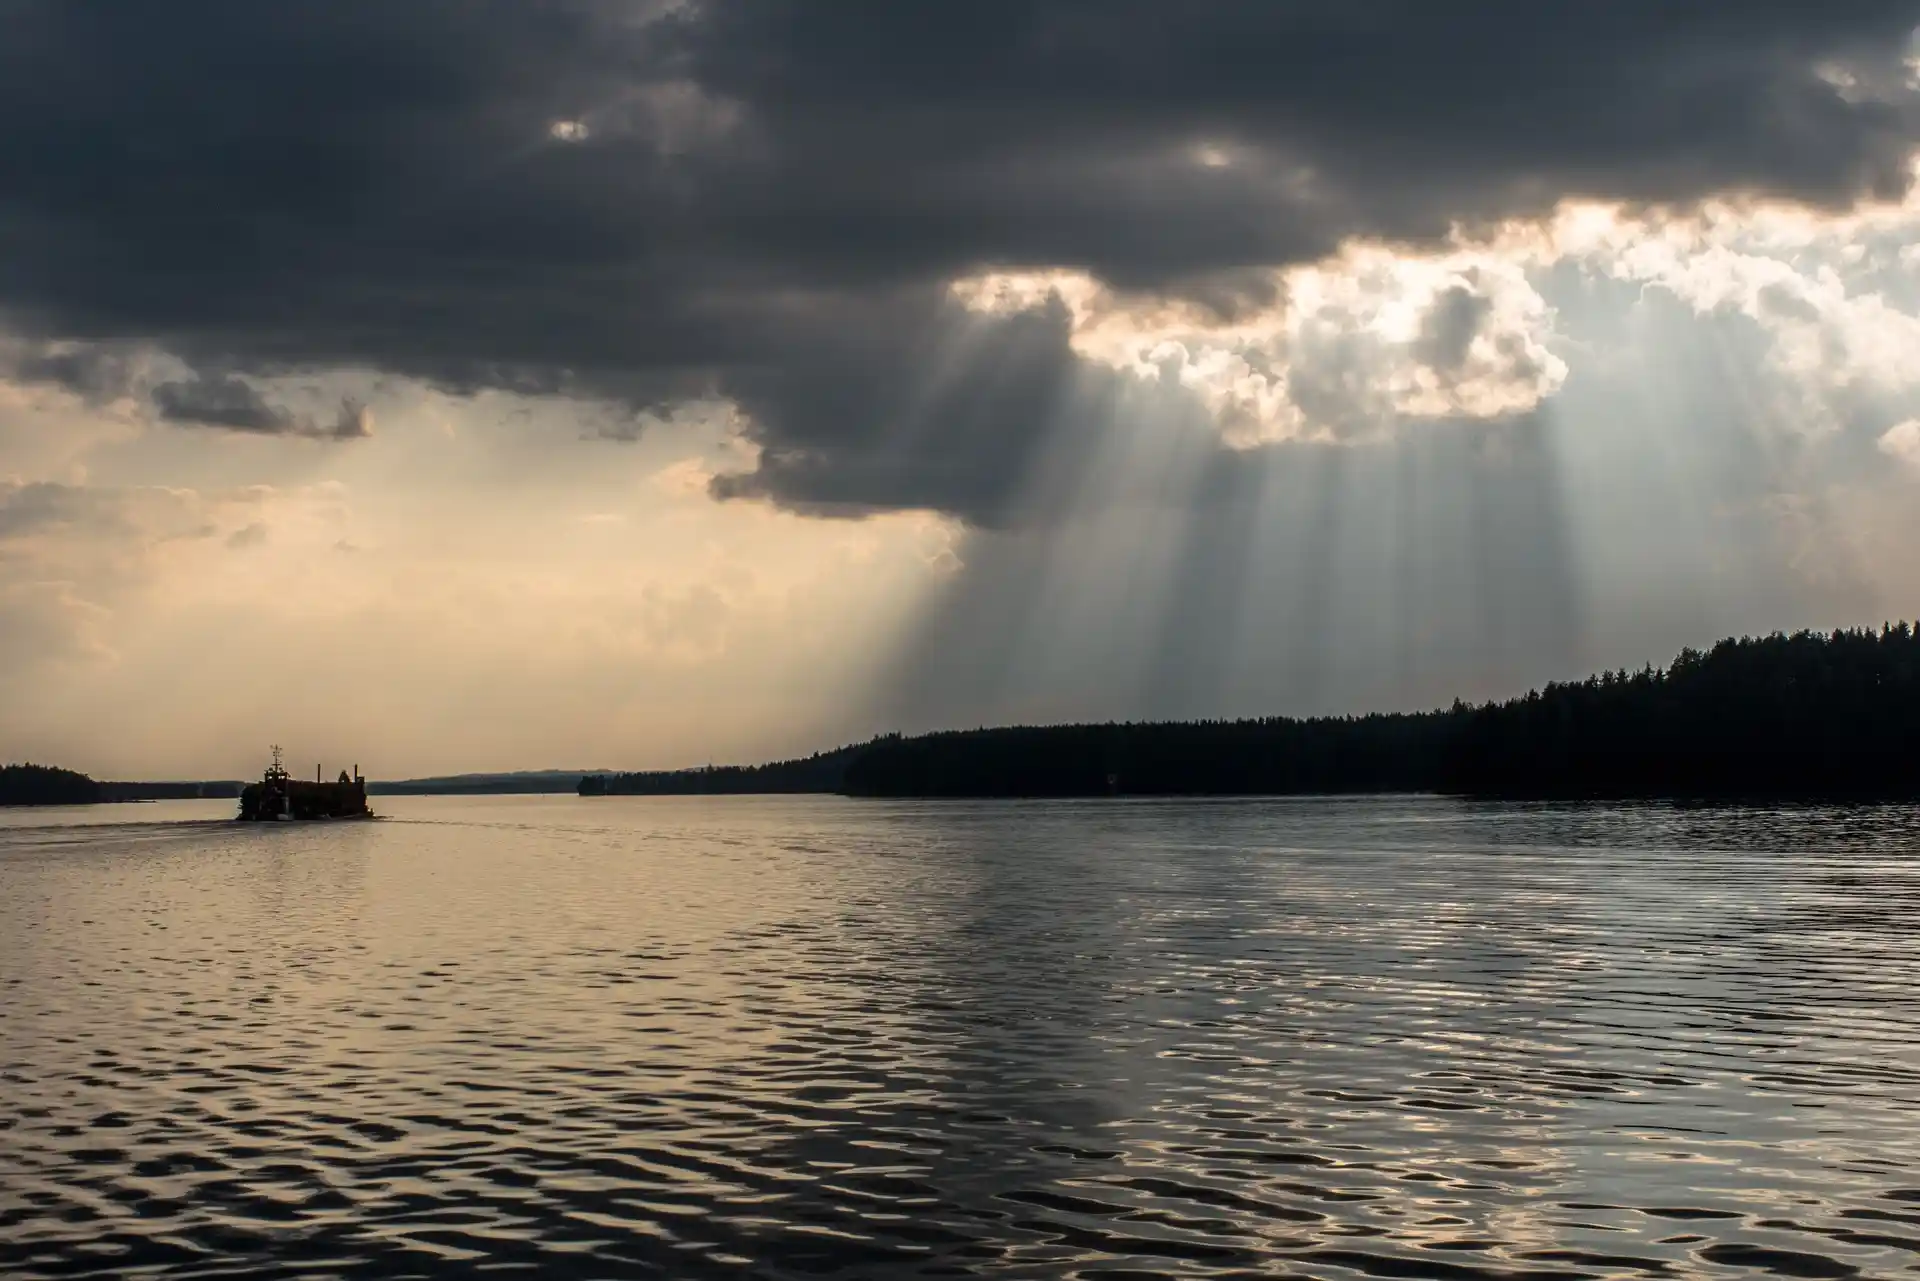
<box><xmin>3</xmin><ymin>794</ymin><xmax>1920</xmax><ymax>1278</ymax></box>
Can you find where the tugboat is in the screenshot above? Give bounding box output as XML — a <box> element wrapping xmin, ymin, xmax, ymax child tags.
<box><xmin>237</xmin><ymin>746</ymin><xmax>373</xmax><ymax>821</ymax></box>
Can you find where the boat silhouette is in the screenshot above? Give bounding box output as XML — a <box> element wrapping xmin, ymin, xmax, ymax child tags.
<box><xmin>237</xmin><ymin>746</ymin><xmax>373</xmax><ymax>821</ymax></box>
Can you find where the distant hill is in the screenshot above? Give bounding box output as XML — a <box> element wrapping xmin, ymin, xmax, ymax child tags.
<box><xmin>582</xmin><ymin>746</ymin><xmax>860</xmax><ymax>796</ymax></box>
<box><xmin>369</xmin><ymin>769</ymin><xmax>614</xmax><ymax>796</ymax></box>
<box><xmin>99</xmin><ymin>781</ymin><xmax>243</xmax><ymax>801</ymax></box>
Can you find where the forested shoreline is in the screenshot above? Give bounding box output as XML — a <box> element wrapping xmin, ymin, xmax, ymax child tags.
<box><xmin>0</xmin><ymin>764</ymin><xmax>103</xmax><ymax>807</ymax></box>
<box><xmin>579</xmin><ymin>747</ymin><xmax>862</xmax><ymax>796</ymax></box>
<box><xmin>585</xmin><ymin>624</ymin><xmax>1920</xmax><ymax>801</ymax></box>
<box><xmin>0</xmin><ymin>765</ymin><xmax>241</xmax><ymax>807</ymax></box>
<box><xmin>16</xmin><ymin>625</ymin><xmax>1916</xmax><ymax>807</ymax></box>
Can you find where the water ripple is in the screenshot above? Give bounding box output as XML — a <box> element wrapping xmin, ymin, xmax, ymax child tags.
<box><xmin>2</xmin><ymin>794</ymin><xmax>1919</xmax><ymax>1278</ymax></box>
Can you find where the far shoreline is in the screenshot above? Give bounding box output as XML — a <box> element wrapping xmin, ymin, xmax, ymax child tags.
<box><xmin>11</xmin><ymin>623</ymin><xmax>1920</xmax><ymax>810</ymax></box>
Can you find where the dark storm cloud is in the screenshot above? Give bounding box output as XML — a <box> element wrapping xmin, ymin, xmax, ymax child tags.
<box><xmin>151</xmin><ymin>375</ymin><xmax>371</xmax><ymax>440</ymax></box>
<box><xmin>8</xmin><ymin>344</ymin><xmax>141</xmax><ymax>403</ymax></box>
<box><xmin>710</xmin><ymin>297</ymin><xmax>1117</xmax><ymax>524</ymax></box>
<box><xmin>2</xmin><ymin>1</ymin><xmax>1918</xmax><ymax>518</ymax></box>
<box><xmin>152</xmin><ymin>375</ymin><xmax>300</xmax><ymax>434</ymax></box>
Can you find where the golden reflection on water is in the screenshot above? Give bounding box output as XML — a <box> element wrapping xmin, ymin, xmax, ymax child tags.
<box><xmin>3</xmin><ymin>794</ymin><xmax>1920</xmax><ymax>1278</ymax></box>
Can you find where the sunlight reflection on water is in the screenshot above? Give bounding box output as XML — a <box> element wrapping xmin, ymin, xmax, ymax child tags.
<box><xmin>3</xmin><ymin>794</ymin><xmax>1919</xmax><ymax>1278</ymax></box>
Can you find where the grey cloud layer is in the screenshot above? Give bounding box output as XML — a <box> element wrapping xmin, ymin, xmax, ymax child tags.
<box><xmin>152</xmin><ymin>376</ymin><xmax>372</xmax><ymax>439</ymax></box>
<box><xmin>0</xmin><ymin>342</ymin><xmax>372</xmax><ymax>440</ymax></box>
<box><xmin>3</xmin><ymin>1</ymin><xmax>1918</xmax><ymax>517</ymax></box>
<box><xmin>0</xmin><ymin>480</ymin><xmax>89</xmax><ymax>542</ymax></box>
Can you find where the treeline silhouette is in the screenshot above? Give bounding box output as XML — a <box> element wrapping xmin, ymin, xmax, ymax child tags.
<box><xmin>1447</xmin><ymin>624</ymin><xmax>1920</xmax><ymax>798</ymax></box>
<box><xmin>843</xmin><ymin>716</ymin><xmax>1450</xmax><ymax>797</ymax></box>
<box><xmin>583</xmin><ymin>624</ymin><xmax>1920</xmax><ymax>800</ymax></box>
<box><xmin>1</xmin><ymin>764</ymin><xmax>101</xmax><ymax>806</ymax></box>
<box><xmin>583</xmin><ymin>746</ymin><xmax>862</xmax><ymax>796</ymax></box>
<box><xmin>0</xmin><ymin>764</ymin><xmax>242</xmax><ymax>807</ymax></box>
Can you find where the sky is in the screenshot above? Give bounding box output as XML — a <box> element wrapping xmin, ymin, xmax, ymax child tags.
<box><xmin>5</xmin><ymin>1</ymin><xmax>1920</xmax><ymax>779</ymax></box>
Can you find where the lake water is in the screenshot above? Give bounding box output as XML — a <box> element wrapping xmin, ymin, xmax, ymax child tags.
<box><xmin>4</xmin><ymin>794</ymin><xmax>1920</xmax><ymax>1279</ymax></box>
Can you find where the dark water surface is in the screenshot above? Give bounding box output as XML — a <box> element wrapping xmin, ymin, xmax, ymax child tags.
<box><xmin>5</xmin><ymin>794</ymin><xmax>1920</xmax><ymax>1279</ymax></box>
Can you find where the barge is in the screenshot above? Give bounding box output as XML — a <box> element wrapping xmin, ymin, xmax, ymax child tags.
<box><xmin>238</xmin><ymin>746</ymin><xmax>373</xmax><ymax>821</ymax></box>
